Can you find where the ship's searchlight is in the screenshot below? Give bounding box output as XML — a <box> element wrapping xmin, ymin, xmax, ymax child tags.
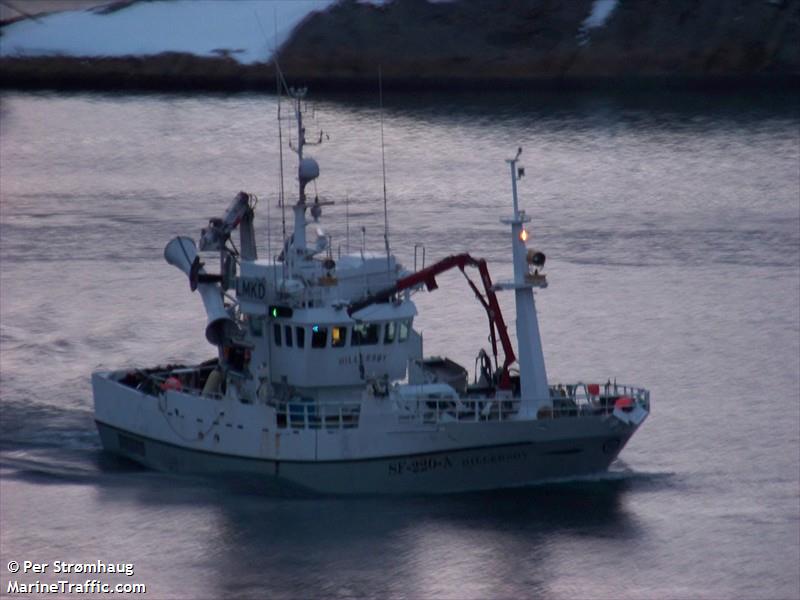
<box><xmin>526</xmin><ymin>249</ymin><xmax>546</xmax><ymax>268</ymax></box>
<box><xmin>164</xmin><ymin>236</ymin><xmax>237</xmax><ymax>346</ymax></box>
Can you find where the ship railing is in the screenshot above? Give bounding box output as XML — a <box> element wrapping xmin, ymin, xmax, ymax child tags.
<box><xmin>392</xmin><ymin>383</ymin><xmax>649</xmax><ymax>424</ymax></box>
<box><xmin>167</xmin><ymin>380</ymin><xmax>224</xmax><ymax>401</ymax></box>
<box><xmin>274</xmin><ymin>401</ymin><xmax>362</xmax><ymax>430</ymax></box>
<box><xmin>117</xmin><ymin>367</ymin><xmax>225</xmax><ymax>401</ymax></box>
<box><xmin>395</xmin><ymin>396</ymin><xmax>522</xmax><ymax>424</ymax></box>
<box><xmin>544</xmin><ymin>382</ymin><xmax>650</xmax><ymax>418</ymax></box>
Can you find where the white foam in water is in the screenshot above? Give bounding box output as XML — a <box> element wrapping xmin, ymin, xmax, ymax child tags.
<box><xmin>0</xmin><ymin>0</ymin><xmax>333</xmax><ymax>63</ymax></box>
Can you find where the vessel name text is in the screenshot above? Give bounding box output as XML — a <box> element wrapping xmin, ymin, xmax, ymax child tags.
<box><xmin>461</xmin><ymin>450</ymin><xmax>528</xmax><ymax>468</ymax></box>
<box><xmin>389</xmin><ymin>456</ymin><xmax>453</xmax><ymax>476</ymax></box>
<box><xmin>388</xmin><ymin>450</ymin><xmax>528</xmax><ymax>476</ymax></box>
<box><xmin>237</xmin><ymin>277</ymin><xmax>267</xmax><ymax>301</ymax></box>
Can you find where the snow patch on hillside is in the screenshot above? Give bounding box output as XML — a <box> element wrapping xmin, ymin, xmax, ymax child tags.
<box><xmin>577</xmin><ymin>0</ymin><xmax>618</xmax><ymax>46</ymax></box>
<box><xmin>583</xmin><ymin>0</ymin><xmax>618</xmax><ymax>30</ymax></box>
<box><xmin>0</xmin><ymin>0</ymin><xmax>333</xmax><ymax>63</ymax></box>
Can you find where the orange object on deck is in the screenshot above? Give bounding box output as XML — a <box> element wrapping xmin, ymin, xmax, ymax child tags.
<box><xmin>161</xmin><ymin>376</ymin><xmax>182</xmax><ymax>391</ymax></box>
<box><xmin>587</xmin><ymin>383</ymin><xmax>600</xmax><ymax>396</ymax></box>
<box><xmin>614</xmin><ymin>395</ymin><xmax>634</xmax><ymax>411</ymax></box>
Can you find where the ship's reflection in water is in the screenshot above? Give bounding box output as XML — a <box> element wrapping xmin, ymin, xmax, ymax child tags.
<box><xmin>76</xmin><ymin>455</ymin><xmax>638</xmax><ymax>599</ymax></box>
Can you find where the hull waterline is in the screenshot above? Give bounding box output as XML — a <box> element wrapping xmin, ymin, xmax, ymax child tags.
<box><xmin>96</xmin><ymin>419</ymin><xmax>638</xmax><ymax>495</ymax></box>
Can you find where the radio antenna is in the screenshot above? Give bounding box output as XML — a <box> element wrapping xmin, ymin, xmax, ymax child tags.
<box><xmin>255</xmin><ymin>8</ymin><xmax>287</xmax><ymax>277</ymax></box>
<box><xmin>379</xmin><ymin>67</ymin><xmax>391</xmax><ymax>273</ymax></box>
<box><xmin>277</xmin><ymin>74</ymin><xmax>287</xmax><ymax>244</ymax></box>
<box><xmin>346</xmin><ymin>194</ymin><xmax>351</xmax><ymax>254</ymax></box>
<box><xmin>272</xmin><ymin>14</ymin><xmax>288</xmax><ymax>251</ymax></box>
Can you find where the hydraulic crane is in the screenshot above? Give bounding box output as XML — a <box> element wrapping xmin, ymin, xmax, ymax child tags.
<box><xmin>348</xmin><ymin>254</ymin><xmax>517</xmax><ymax>390</ymax></box>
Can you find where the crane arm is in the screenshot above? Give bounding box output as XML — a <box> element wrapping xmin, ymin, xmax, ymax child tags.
<box><xmin>199</xmin><ymin>191</ymin><xmax>258</xmax><ymax>260</ymax></box>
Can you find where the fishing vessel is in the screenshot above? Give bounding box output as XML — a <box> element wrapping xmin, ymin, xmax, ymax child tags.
<box><xmin>92</xmin><ymin>89</ymin><xmax>649</xmax><ymax>494</ymax></box>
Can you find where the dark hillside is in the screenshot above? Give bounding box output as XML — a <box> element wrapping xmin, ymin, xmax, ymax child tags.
<box><xmin>1</xmin><ymin>0</ymin><xmax>798</xmax><ymax>91</ymax></box>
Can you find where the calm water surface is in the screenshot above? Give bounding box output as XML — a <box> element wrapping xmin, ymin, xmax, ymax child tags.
<box><xmin>1</xmin><ymin>89</ymin><xmax>798</xmax><ymax>599</ymax></box>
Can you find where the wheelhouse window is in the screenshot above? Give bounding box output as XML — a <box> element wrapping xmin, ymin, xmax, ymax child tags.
<box><xmin>284</xmin><ymin>325</ymin><xmax>293</xmax><ymax>347</ymax></box>
<box><xmin>311</xmin><ymin>326</ymin><xmax>328</xmax><ymax>348</ymax></box>
<box><xmin>295</xmin><ymin>326</ymin><xmax>305</xmax><ymax>348</ymax></box>
<box><xmin>352</xmin><ymin>323</ymin><xmax>379</xmax><ymax>346</ymax></box>
<box><xmin>332</xmin><ymin>326</ymin><xmax>347</xmax><ymax>348</ymax></box>
<box><xmin>273</xmin><ymin>324</ymin><xmax>282</xmax><ymax>346</ymax></box>
<box><xmin>384</xmin><ymin>322</ymin><xmax>396</xmax><ymax>344</ymax></box>
<box><xmin>398</xmin><ymin>320</ymin><xmax>410</xmax><ymax>342</ymax></box>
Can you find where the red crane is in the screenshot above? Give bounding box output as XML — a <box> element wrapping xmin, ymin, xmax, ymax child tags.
<box><xmin>348</xmin><ymin>254</ymin><xmax>516</xmax><ymax>389</ymax></box>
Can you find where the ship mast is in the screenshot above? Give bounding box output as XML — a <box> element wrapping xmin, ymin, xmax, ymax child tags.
<box><xmin>503</xmin><ymin>149</ymin><xmax>550</xmax><ymax>416</ymax></box>
<box><xmin>285</xmin><ymin>87</ymin><xmax>322</xmax><ymax>268</ymax></box>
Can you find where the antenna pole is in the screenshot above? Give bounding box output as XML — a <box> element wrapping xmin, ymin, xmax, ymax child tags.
<box><xmin>266</xmin><ymin>162</ymin><xmax>272</xmax><ymax>267</ymax></box>
<box><xmin>273</xmin><ymin>15</ymin><xmax>287</xmax><ymax>277</ymax></box>
<box><xmin>379</xmin><ymin>67</ymin><xmax>391</xmax><ymax>273</ymax></box>
<box><xmin>346</xmin><ymin>194</ymin><xmax>350</xmax><ymax>254</ymax></box>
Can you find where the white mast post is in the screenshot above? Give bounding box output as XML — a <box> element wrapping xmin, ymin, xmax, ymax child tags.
<box><xmin>379</xmin><ymin>67</ymin><xmax>391</xmax><ymax>274</ymax></box>
<box><xmin>504</xmin><ymin>149</ymin><xmax>550</xmax><ymax>417</ymax></box>
<box><xmin>291</xmin><ymin>89</ymin><xmax>309</xmax><ymax>259</ymax></box>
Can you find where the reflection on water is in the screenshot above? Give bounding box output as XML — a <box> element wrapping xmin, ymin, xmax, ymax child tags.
<box><xmin>1</xmin><ymin>89</ymin><xmax>798</xmax><ymax>599</ymax></box>
<box><xmin>3</xmin><ymin>448</ymin><xmax>645</xmax><ymax>599</ymax></box>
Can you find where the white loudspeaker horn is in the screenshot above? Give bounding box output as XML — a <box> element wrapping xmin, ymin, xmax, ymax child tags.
<box><xmin>164</xmin><ymin>237</ymin><xmax>236</xmax><ymax>345</ymax></box>
<box><xmin>164</xmin><ymin>236</ymin><xmax>197</xmax><ymax>276</ymax></box>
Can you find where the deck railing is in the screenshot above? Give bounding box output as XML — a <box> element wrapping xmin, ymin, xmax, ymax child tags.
<box><xmin>396</xmin><ymin>397</ymin><xmax>522</xmax><ymax>424</ymax></box>
<box><xmin>129</xmin><ymin>369</ymin><xmax>225</xmax><ymax>401</ymax></box>
<box><xmin>274</xmin><ymin>401</ymin><xmax>361</xmax><ymax>430</ymax></box>
<box><xmin>545</xmin><ymin>382</ymin><xmax>650</xmax><ymax>418</ymax></box>
<box><xmin>125</xmin><ymin>369</ymin><xmax>648</xmax><ymax>429</ymax></box>
<box><xmin>394</xmin><ymin>383</ymin><xmax>649</xmax><ymax>424</ymax></box>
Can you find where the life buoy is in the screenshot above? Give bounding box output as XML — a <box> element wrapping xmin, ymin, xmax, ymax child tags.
<box><xmin>614</xmin><ymin>395</ymin><xmax>634</xmax><ymax>412</ymax></box>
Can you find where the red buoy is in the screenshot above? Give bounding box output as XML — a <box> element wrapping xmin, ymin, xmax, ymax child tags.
<box><xmin>614</xmin><ymin>395</ymin><xmax>634</xmax><ymax>411</ymax></box>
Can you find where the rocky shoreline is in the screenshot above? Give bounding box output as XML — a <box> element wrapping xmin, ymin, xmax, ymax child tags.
<box><xmin>1</xmin><ymin>54</ymin><xmax>796</xmax><ymax>93</ymax></box>
<box><xmin>1</xmin><ymin>0</ymin><xmax>798</xmax><ymax>92</ymax></box>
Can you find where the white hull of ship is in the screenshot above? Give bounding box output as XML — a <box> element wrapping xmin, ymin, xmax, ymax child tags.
<box><xmin>93</xmin><ymin>371</ymin><xmax>644</xmax><ymax>495</ymax></box>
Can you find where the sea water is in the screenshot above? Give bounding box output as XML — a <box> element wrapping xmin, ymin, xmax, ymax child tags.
<box><xmin>1</xmin><ymin>89</ymin><xmax>798</xmax><ymax>599</ymax></box>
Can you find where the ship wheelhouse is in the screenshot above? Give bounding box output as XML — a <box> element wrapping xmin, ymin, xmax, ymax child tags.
<box><xmin>256</xmin><ymin>304</ymin><xmax>419</xmax><ymax>390</ymax></box>
<box><xmin>230</xmin><ymin>238</ymin><xmax>421</xmax><ymax>393</ymax></box>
